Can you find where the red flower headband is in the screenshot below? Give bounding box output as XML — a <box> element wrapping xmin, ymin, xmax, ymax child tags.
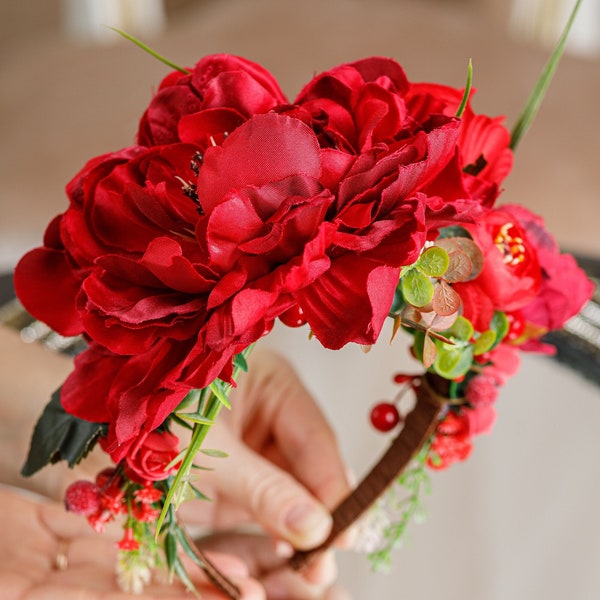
<box><xmin>14</xmin><ymin>5</ymin><xmax>592</xmax><ymax>595</ymax></box>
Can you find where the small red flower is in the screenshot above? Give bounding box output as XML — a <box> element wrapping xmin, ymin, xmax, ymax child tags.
<box><xmin>117</xmin><ymin>527</ymin><xmax>140</xmax><ymax>552</ymax></box>
<box><xmin>134</xmin><ymin>484</ymin><xmax>164</xmax><ymax>505</ymax></box>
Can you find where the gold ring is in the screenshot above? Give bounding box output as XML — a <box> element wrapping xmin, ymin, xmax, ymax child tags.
<box><xmin>55</xmin><ymin>539</ymin><xmax>69</xmax><ymax>571</ymax></box>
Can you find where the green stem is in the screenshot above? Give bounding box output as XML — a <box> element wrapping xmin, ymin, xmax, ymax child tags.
<box><xmin>510</xmin><ymin>0</ymin><xmax>583</xmax><ymax>150</ymax></box>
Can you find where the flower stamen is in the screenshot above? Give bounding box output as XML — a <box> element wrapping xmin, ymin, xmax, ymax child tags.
<box><xmin>494</xmin><ymin>222</ymin><xmax>526</xmax><ymax>267</ymax></box>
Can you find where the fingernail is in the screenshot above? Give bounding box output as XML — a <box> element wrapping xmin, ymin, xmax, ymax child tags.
<box><xmin>284</xmin><ymin>502</ymin><xmax>332</xmax><ymax>542</ymax></box>
<box><xmin>273</xmin><ymin>538</ymin><xmax>294</xmax><ymax>558</ymax></box>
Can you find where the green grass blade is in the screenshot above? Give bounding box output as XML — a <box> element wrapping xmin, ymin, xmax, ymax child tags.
<box><xmin>106</xmin><ymin>26</ymin><xmax>190</xmax><ymax>74</ymax></box>
<box><xmin>510</xmin><ymin>0</ymin><xmax>583</xmax><ymax>150</ymax></box>
<box><xmin>455</xmin><ymin>59</ymin><xmax>473</xmax><ymax>118</ymax></box>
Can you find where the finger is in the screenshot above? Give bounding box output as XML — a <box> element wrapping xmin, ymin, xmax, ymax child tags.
<box><xmin>209</xmin><ymin>433</ymin><xmax>333</xmax><ymax>550</ymax></box>
<box><xmin>260</xmin><ymin>551</ymin><xmax>338</xmax><ymax>600</ymax></box>
<box><xmin>247</xmin><ymin>350</ymin><xmax>352</xmax><ymax>510</ymax></box>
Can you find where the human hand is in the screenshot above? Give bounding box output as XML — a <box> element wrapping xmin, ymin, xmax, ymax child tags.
<box><xmin>0</xmin><ymin>486</ymin><xmax>265</xmax><ymax>600</ymax></box>
<box><xmin>197</xmin><ymin>531</ymin><xmax>351</xmax><ymax>600</ymax></box>
<box><xmin>182</xmin><ymin>349</ymin><xmax>353</xmax><ymax>594</ymax></box>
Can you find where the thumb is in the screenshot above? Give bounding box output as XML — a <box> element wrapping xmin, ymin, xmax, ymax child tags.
<box><xmin>211</xmin><ymin>434</ymin><xmax>333</xmax><ymax>550</ymax></box>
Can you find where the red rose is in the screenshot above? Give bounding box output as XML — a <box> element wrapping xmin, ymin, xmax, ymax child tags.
<box><xmin>138</xmin><ymin>54</ymin><xmax>287</xmax><ymax>147</ymax></box>
<box><xmin>123</xmin><ymin>430</ymin><xmax>180</xmax><ymax>484</ymax></box>
<box><xmin>504</xmin><ymin>205</ymin><xmax>593</xmax><ymax>331</ymax></box>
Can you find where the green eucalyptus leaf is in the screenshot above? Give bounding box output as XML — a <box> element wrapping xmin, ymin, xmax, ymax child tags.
<box><xmin>490</xmin><ymin>311</ymin><xmax>510</xmax><ymax>347</ymax></box>
<box><xmin>434</xmin><ymin>345</ymin><xmax>474</xmax><ymax>379</ymax></box>
<box><xmin>417</xmin><ymin>247</ymin><xmax>450</xmax><ymax>278</ymax></box>
<box><xmin>446</xmin><ymin>316</ymin><xmax>474</xmax><ymax>342</ymax></box>
<box><xmin>474</xmin><ymin>330</ymin><xmax>497</xmax><ymax>355</ymax></box>
<box><xmin>21</xmin><ymin>388</ymin><xmax>104</xmax><ymax>477</ymax></box>
<box><xmin>401</xmin><ymin>269</ymin><xmax>434</xmax><ymax>307</ymax></box>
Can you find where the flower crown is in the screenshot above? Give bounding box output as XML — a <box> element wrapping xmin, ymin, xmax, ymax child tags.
<box><xmin>14</xmin><ymin>7</ymin><xmax>592</xmax><ymax>596</ymax></box>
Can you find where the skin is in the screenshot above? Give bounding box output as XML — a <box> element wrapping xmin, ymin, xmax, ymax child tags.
<box><xmin>0</xmin><ymin>327</ymin><xmax>352</xmax><ymax>599</ymax></box>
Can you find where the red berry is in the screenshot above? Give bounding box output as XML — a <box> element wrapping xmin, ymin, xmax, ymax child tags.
<box><xmin>370</xmin><ymin>402</ymin><xmax>401</xmax><ymax>432</ymax></box>
<box><xmin>279</xmin><ymin>305</ymin><xmax>307</xmax><ymax>328</ymax></box>
<box><xmin>392</xmin><ymin>373</ymin><xmax>412</xmax><ymax>384</ymax></box>
<box><xmin>64</xmin><ymin>480</ymin><xmax>102</xmax><ymax>516</ymax></box>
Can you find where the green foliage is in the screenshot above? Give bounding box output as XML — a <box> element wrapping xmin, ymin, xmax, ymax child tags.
<box><xmin>447</xmin><ymin>316</ymin><xmax>474</xmax><ymax>341</ymax></box>
<box><xmin>510</xmin><ymin>0</ymin><xmax>583</xmax><ymax>149</ymax></box>
<box><xmin>455</xmin><ymin>59</ymin><xmax>473</xmax><ymax>119</ymax></box>
<box><xmin>401</xmin><ymin>268</ymin><xmax>434</xmax><ymax>307</ymax></box>
<box><xmin>474</xmin><ymin>329</ymin><xmax>496</xmax><ymax>355</ymax></box>
<box><xmin>368</xmin><ymin>444</ymin><xmax>432</xmax><ymax>571</ymax></box>
<box><xmin>21</xmin><ymin>388</ymin><xmax>104</xmax><ymax>476</ymax></box>
<box><xmin>416</xmin><ymin>247</ymin><xmax>449</xmax><ymax>278</ymax></box>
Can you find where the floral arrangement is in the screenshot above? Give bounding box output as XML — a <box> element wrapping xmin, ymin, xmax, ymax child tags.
<box><xmin>14</xmin><ymin>4</ymin><xmax>592</xmax><ymax>596</ymax></box>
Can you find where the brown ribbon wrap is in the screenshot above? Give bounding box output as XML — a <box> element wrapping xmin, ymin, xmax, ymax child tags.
<box><xmin>289</xmin><ymin>374</ymin><xmax>449</xmax><ymax>570</ymax></box>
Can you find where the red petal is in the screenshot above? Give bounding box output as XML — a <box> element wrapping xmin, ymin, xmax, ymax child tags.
<box><xmin>198</xmin><ymin>114</ymin><xmax>321</xmax><ymax>213</ymax></box>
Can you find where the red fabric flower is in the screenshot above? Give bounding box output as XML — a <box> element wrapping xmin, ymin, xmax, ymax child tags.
<box><xmin>504</xmin><ymin>204</ymin><xmax>593</xmax><ymax>331</ymax></box>
<box><xmin>123</xmin><ymin>430</ymin><xmax>181</xmax><ymax>484</ymax></box>
<box><xmin>463</xmin><ymin>207</ymin><xmax>543</xmax><ymax>312</ymax></box>
<box><xmin>138</xmin><ymin>54</ymin><xmax>287</xmax><ymax>147</ymax></box>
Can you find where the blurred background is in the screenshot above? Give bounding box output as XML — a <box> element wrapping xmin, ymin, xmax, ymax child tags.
<box><xmin>1</xmin><ymin>1</ymin><xmax>599</xmax><ymax>598</ymax></box>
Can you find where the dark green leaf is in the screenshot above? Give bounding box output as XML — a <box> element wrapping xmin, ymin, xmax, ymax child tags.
<box><xmin>21</xmin><ymin>388</ymin><xmax>104</xmax><ymax>477</ymax></box>
<box><xmin>437</xmin><ymin>226</ymin><xmax>472</xmax><ymax>240</ymax></box>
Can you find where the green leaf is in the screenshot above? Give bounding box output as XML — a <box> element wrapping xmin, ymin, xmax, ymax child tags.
<box><xmin>455</xmin><ymin>58</ymin><xmax>473</xmax><ymax>118</ymax></box>
<box><xmin>446</xmin><ymin>316</ymin><xmax>474</xmax><ymax>342</ymax></box>
<box><xmin>175</xmin><ymin>412</ymin><xmax>215</xmax><ymax>425</ymax></box>
<box><xmin>401</xmin><ymin>269</ymin><xmax>434</xmax><ymax>307</ymax></box>
<box><xmin>199</xmin><ymin>448</ymin><xmax>229</xmax><ymax>458</ymax></box>
<box><xmin>510</xmin><ymin>0</ymin><xmax>583</xmax><ymax>149</ymax></box>
<box><xmin>490</xmin><ymin>311</ymin><xmax>509</xmax><ymax>347</ymax></box>
<box><xmin>165</xmin><ymin>531</ymin><xmax>178</xmax><ymax>575</ymax></box>
<box><xmin>233</xmin><ymin>352</ymin><xmax>249</xmax><ymax>372</ymax></box>
<box><xmin>416</xmin><ymin>247</ymin><xmax>450</xmax><ymax>278</ymax></box>
<box><xmin>209</xmin><ymin>380</ymin><xmax>231</xmax><ymax>409</ymax></box>
<box><xmin>21</xmin><ymin>388</ymin><xmax>104</xmax><ymax>477</ymax></box>
<box><xmin>437</xmin><ymin>226</ymin><xmax>472</xmax><ymax>240</ymax></box>
<box><xmin>176</xmin><ymin>389</ymin><xmax>202</xmax><ymax>412</ymax></box>
<box><xmin>474</xmin><ymin>330</ymin><xmax>496</xmax><ymax>355</ymax></box>
<box><xmin>434</xmin><ymin>345</ymin><xmax>474</xmax><ymax>379</ymax></box>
